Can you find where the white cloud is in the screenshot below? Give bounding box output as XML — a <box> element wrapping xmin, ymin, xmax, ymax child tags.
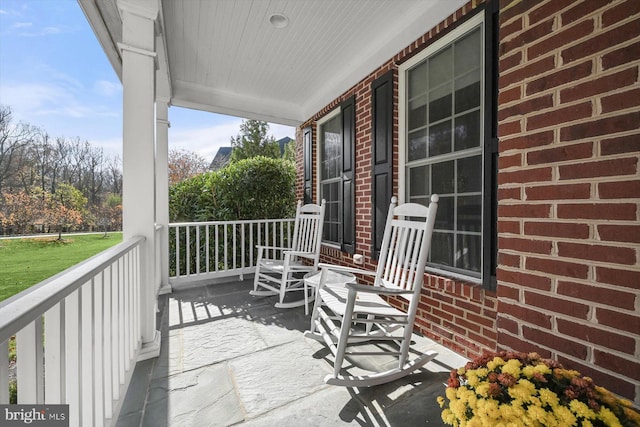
<box><xmin>93</xmin><ymin>80</ymin><xmax>121</xmax><ymax>97</ymax></box>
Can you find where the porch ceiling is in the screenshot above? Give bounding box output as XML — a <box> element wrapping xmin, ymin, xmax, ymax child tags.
<box><xmin>79</xmin><ymin>0</ymin><xmax>467</xmax><ymax>126</ymax></box>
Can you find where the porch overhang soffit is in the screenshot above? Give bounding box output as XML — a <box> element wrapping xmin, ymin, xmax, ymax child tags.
<box><xmin>78</xmin><ymin>0</ymin><xmax>468</xmax><ymax>127</ymax></box>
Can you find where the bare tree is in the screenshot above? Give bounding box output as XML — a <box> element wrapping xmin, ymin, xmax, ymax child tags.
<box><xmin>168</xmin><ymin>148</ymin><xmax>209</xmax><ymax>186</ymax></box>
<box><xmin>0</xmin><ymin>105</ymin><xmax>35</xmax><ymax>193</ymax></box>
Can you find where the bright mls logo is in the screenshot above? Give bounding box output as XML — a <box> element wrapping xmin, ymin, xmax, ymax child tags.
<box><xmin>1</xmin><ymin>405</ymin><xmax>69</xmax><ymax>426</ymax></box>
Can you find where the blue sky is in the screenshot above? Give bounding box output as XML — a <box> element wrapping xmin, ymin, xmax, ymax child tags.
<box><xmin>0</xmin><ymin>0</ymin><xmax>294</xmax><ymax>161</ymax></box>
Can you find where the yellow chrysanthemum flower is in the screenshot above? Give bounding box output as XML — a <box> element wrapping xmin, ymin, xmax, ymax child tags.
<box><xmin>533</xmin><ymin>363</ymin><xmax>551</xmax><ymax>375</ymax></box>
<box><xmin>569</xmin><ymin>399</ymin><xmax>595</xmax><ymax>420</ymax></box>
<box><xmin>487</xmin><ymin>357</ymin><xmax>505</xmax><ymax>370</ymax></box>
<box><xmin>501</xmin><ymin>359</ymin><xmax>522</xmax><ymax>377</ymax></box>
<box><xmin>554</xmin><ymin>405</ymin><xmax>577</xmax><ymax>426</ymax></box>
<box><xmin>522</xmin><ymin>365</ymin><xmax>535</xmax><ymax>378</ymax></box>
<box><xmin>598</xmin><ymin>406</ymin><xmax>623</xmax><ymax>427</ymax></box>
<box><xmin>538</xmin><ymin>388</ymin><xmax>560</xmax><ymax>407</ymax></box>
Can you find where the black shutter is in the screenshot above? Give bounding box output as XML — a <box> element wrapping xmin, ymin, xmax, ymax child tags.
<box><xmin>341</xmin><ymin>96</ymin><xmax>355</xmax><ymax>254</ymax></box>
<box><xmin>482</xmin><ymin>1</ymin><xmax>499</xmax><ymax>291</ymax></box>
<box><xmin>371</xmin><ymin>71</ymin><xmax>394</xmax><ymax>259</ymax></box>
<box><xmin>303</xmin><ymin>126</ymin><xmax>313</xmax><ymax>204</ymax></box>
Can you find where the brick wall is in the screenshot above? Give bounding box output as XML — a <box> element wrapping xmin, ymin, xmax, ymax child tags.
<box><xmin>296</xmin><ymin>0</ymin><xmax>498</xmax><ymax>361</ymax></box>
<box><xmin>497</xmin><ymin>0</ymin><xmax>640</xmax><ymax>404</ymax></box>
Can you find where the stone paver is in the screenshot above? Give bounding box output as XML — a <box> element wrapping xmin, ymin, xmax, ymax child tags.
<box><xmin>117</xmin><ymin>278</ymin><xmax>468</xmax><ymax>427</ymax></box>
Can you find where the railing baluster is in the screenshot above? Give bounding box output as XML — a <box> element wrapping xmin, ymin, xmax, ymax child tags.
<box><xmin>103</xmin><ymin>265</ymin><xmax>113</xmax><ymax>418</ymax></box>
<box><xmin>44</xmin><ymin>301</ymin><xmax>65</xmax><ymax>403</ymax></box>
<box><xmin>206</xmin><ymin>224</ymin><xmax>210</xmax><ymax>273</ymax></box>
<box><xmin>65</xmin><ymin>289</ymin><xmax>80</xmax><ymax>427</ymax></box>
<box><xmin>93</xmin><ymin>273</ymin><xmax>104</xmax><ymax>426</ymax></box>
<box><xmin>81</xmin><ymin>280</ymin><xmax>94</xmax><ymax>427</ymax></box>
<box><xmin>0</xmin><ymin>339</ymin><xmax>8</xmax><ymax>403</ymax></box>
<box><xmin>16</xmin><ymin>318</ymin><xmax>44</xmax><ymax>404</ymax></box>
<box><xmin>196</xmin><ymin>225</ymin><xmax>201</xmax><ymax>275</ymax></box>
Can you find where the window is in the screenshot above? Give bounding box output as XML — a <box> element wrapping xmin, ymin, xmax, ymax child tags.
<box><xmin>319</xmin><ymin>111</ymin><xmax>342</xmax><ymax>244</ymax></box>
<box><xmin>400</xmin><ymin>9</ymin><xmax>497</xmax><ymax>288</ymax></box>
<box><xmin>316</xmin><ymin>96</ymin><xmax>356</xmax><ymax>253</ymax></box>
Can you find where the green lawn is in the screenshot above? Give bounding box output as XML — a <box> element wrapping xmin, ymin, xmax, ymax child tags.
<box><xmin>0</xmin><ymin>233</ymin><xmax>123</xmax><ymax>302</ymax></box>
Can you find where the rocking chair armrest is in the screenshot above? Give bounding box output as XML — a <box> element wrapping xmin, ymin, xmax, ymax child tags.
<box><xmin>255</xmin><ymin>245</ymin><xmax>292</xmax><ymax>251</ymax></box>
<box><xmin>283</xmin><ymin>250</ymin><xmax>316</xmax><ymax>258</ymax></box>
<box><xmin>345</xmin><ymin>282</ymin><xmax>413</xmax><ymax>296</ymax></box>
<box><xmin>318</xmin><ymin>263</ymin><xmax>376</xmax><ymax>277</ymax></box>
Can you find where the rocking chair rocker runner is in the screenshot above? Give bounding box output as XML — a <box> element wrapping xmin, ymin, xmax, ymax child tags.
<box><xmin>304</xmin><ymin>195</ymin><xmax>439</xmax><ymax>387</ymax></box>
<box><xmin>250</xmin><ymin>199</ymin><xmax>326</xmax><ymax>309</ymax></box>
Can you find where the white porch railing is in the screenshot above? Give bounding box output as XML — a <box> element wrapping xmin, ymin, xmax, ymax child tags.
<box><xmin>0</xmin><ymin>236</ymin><xmax>145</xmax><ymax>427</ymax></box>
<box><xmin>169</xmin><ymin>218</ymin><xmax>295</xmax><ymax>286</ymax></box>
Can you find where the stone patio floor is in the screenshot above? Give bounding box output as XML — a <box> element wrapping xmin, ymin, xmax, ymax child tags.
<box><xmin>116</xmin><ymin>278</ymin><xmax>468</xmax><ymax>426</ymax></box>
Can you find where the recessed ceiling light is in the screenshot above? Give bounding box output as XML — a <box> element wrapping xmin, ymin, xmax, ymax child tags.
<box><xmin>269</xmin><ymin>13</ymin><xmax>289</xmax><ymax>29</ymax></box>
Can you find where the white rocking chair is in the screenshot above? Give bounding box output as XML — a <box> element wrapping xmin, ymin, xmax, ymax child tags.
<box><xmin>250</xmin><ymin>199</ymin><xmax>326</xmax><ymax>309</ymax></box>
<box><xmin>304</xmin><ymin>195</ymin><xmax>438</xmax><ymax>387</ymax></box>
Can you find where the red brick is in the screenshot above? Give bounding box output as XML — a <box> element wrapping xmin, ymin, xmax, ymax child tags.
<box><xmin>526</xmin><ymin>256</ymin><xmax>589</xmax><ymax>279</ymax></box>
<box><xmin>599</xmin><ymin>179</ymin><xmax>640</xmax><ymax>199</ymax></box>
<box><xmin>501</xmin><ymin>18</ymin><xmax>554</xmax><ymax>56</ymax></box>
<box><xmin>561</xmin><ymin>68</ymin><xmax>638</xmax><ymax>103</ymax></box>
<box><xmin>499</xmin><ymin>51</ymin><xmax>523</xmax><ymax>74</ymax></box>
<box><xmin>557</xmin><ymin>281</ymin><xmax>636</xmax><ymax>311</ymax></box>
<box><xmin>525</xmin><ymin>290</ymin><xmax>591</xmax><ymax>319</ymax></box>
<box><xmin>558</xmin><ymin>241</ymin><xmax>636</xmax><ymax>264</ymax></box>
<box><xmin>523</xmin><ymin>325</ymin><xmax>589</xmax><ymax>359</ymax></box>
<box><xmin>498</xmin><ymin>167</ymin><xmax>553</xmax><ymax>185</ymax></box>
<box><xmin>498</xmin><ymin>185</ymin><xmax>522</xmax><ymax>201</ymax></box>
<box><xmin>561</xmin><ymin>17</ymin><xmax>637</xmax><ymax>64</ymax></box>
<box><xmin>500</xmin><ymin>15</ymin><xmax>523</xmax><ymax>39</ymax></box>
<box><xmin>560</xmin><ymin>157</ymin><xmax>638</xmax><ymax>180</ymax></box>
<box><xmin>498</xmin><ymin>219</ymin><xmax>520</xmax><ymax>234</ymax></box>
<box><xmin>596</xmin><ymin>307</ymin><xmax>639</xmax><ymax>334</ymax></box>
<box><xmin>601</xmin><ymin>87</ymin><xmax>640</xmax><ymax>114</ymax></box>
<box><xmin>561</xmin><ymin>0</ymin><xmax>615</xmax><ymax>25</ymax></box>
<box><xmin>557</xmin><ymin>318</ymin><xmax>636</xmax><ymax>354</ymax></box>
<box><xmin>499</xmin><ymin>0</ymin><xmax>528</xmax><ymax>23</ymax></box>
<box><xmin>594</xmin><ymin>350</ymin><xmax>640</xmax><ymax>381</ymax></box>
<box><xmin>500</xmin><ymin>56</ymin><xmax>555</xmax><ymax>89</ymax></box>
<box><xmin>596</xmin><ymin>266</ymin><xmax>640</xmax><ymax>290</ymax></box>
<box><xmin>602</xmin><ymin>40</ymin><xmax>640</xmax><ymax>70</ymax></box>
<box><xmin>496</xmin><ymin>316</ymin><xmax>518</xmax><ymax>334</ymax></box>
<box><xmin>500</xmin><ymin>236</ymin><xmax>552</xmax><ymax>255</ymax></box>
<box><xmin>499</xmin><ymin>153</ymin><xmax>522</xmax><ymax>169</ymax></box>
<box><xmin>498</xmin><ymin>252</ymin><xmax>520</xmax><ymax>267</ymax></box>
<box><xmin>602</xmin><ymin>0</ymin><xmax>640</xmax><ymax>27</ymax></box>
<box><xmin>525</xmin><ymin>183</ymin><xmax>591</xmax><ymax>201</ymax></box>
<box><xmin>599</xmin><ymin>224</ymin><xmax>640</xmax><ymax>243</ymax></box>
<box><xmin>500</xmin><ymin>130</ymin><xmax>553</xmax><ymax>151</ymax></box>
<box><xmin>529</xmin><ymin>0</ymin><xmax>570</xmax><ymax>25</ymax></box>
<box><xmin>561</xmin><ymin>111</ymin><xmax>640</xmax><ymax>143</ymax></box>
<box><xmin>497</xmin><ymin>332</ymin><xmax>551</xmax><ymax>357</ymax></box>
<box><xmin>601</xmin><ymin>133</ymin><xmax>639</xmax><ymax>156</ymax></box>
<box><xmin>467</xmin><ymin>329</ymin><xmax>497</xmax><ymax>350</ymax></box>
<box><xmin>527</xmin><ymin>101</ymin><xmax>592</xmax><ymax>131</ymax></box>
<box><xmin>557</xmin><ymin>202</ymin><xmax>636</xmax><ymax>220</ymax></box>
<box><xmin>529</xmin><ymin>19</ymin><xmax>594</xmax><ymax>59</ymax></box>
<box><xmin>498</xmin><ymin>269</ymin><xmax>552</xmax><ymax>291</ymax></box>
<box><xmin>499</xmin><ymin>203</ymin><xmax>551</xmax><ymax>218</ymax></box>
<box><xmin>524</xmin><ymin>221</ymin><xmax>590</xmax><ymax>239</ymax></box>
<box><xmin>499</xmin><ymin>94</ymin><xmax>554</xmax><ymax>121</ymax></box>
<box><xmin>498</xmin><ymin>119</ymin><xmax>522</xmax><ymax>137</ymax></box>
<box><xmin>526</xmin><ymin>60</ymin><xmax>593</xmax><ymax>96</ymax></box>
<box><xmin>499</xmin><ymin>86</ymin><xmax>522</xmax><ymax>104</ymax></box>
<box><xmin>499</xmin><ymin>301</ymin><xmax>552</xmax><ymax>329</ymax></box>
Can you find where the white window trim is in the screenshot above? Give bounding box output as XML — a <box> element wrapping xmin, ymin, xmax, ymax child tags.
<box><xmin>315</xmin><ymin>107</ymin><xmax>341</xmax><ymax>206</ymax></box>
<box><xmin>398</xmin><ymin>12</ymin><xmax>485</xmax><ymax>285</ymax></box>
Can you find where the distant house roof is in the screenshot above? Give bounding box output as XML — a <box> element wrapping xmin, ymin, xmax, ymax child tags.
<box><xmin>209</xmin><ymin>146</ymin><xmax>232</xmax><ymax>170</ymax></box>
<box><xmin>277</xmin><ymin>136</ymin><xmax>293</xmax><ymax>156</ymax></box>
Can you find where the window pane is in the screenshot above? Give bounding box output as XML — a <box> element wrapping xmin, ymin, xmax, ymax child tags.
<box><xmin>408</xmin><ymin>95</ymin><xmax>427</xmax><ymax>130</ymax></box>
<box><xmin>457</xmin><ymin>195</ymin><xmax>481</xmax><ymax>232</ymax></box>
<box><xmin>455</xmin><ymin>70</ymin><xmax>480</xmax><ymax>113</ymax></box>
<box><xmin>409</xmin><ymin>165</ymin><xmax>429</xmax><ymax>197</ymax></box>
<box><xmin>432</xmin><ymin>161</ymin><xmax>454</xmax><ymax>194</ymax></box>
<box><xmin>434</xmin><ymin>195</ymin><xmax>454</xmax><ymax>231</ymax></box>
<box><xmin>408</xmin><ymin>129</ymin><xmax>427</xmax><ymax>162</ymax></box>
<box><xmin>429</xmin><ymin>83</ymin><xmax>452</xmax><ymax>123</ymax></box>
<box><xmin>454</xmin><ymin>110</ymin><xmax>480</xmax><ymax>152</ymax></box>
<box><xmin>321</xmin><ymin>115</ymin><xmax>341</xmax><ymax>179</ymax></box>
<box><xmin>454</xmin><ymin>28</ymin><xmax>481</xmax><ymax>78</ymax></box>
<box><xmin>428</xmin><ymin>120</ymin><xmax>452</xmax><ymax>157</ymax></box>
<box><xmin>408</xmin><ymin>62</ymin><xmax>427</xmax><ymax>98</ymax></box>
<box><xmin>430</xmin><ymin>232</ymin><xmax>453</xmax><ymax>266</ymax></box>
<box><xmin>429</xmin><ymin>47</ymin><xmax>452</xmax><ymax>88</ymax></box>
<box><xmin>456</xmin><ymin>233</ymin><xmax>481</xmax><ymax>272</ymax></box>
<box><xmin>322</xmin><ymin>181</ymin><xmax>341</xmax><ymax>243</ymax></box>
<box><xmin>458</xmin><ymin>155</ymin><xmax>482</xmax><ymax>193</ymax></box>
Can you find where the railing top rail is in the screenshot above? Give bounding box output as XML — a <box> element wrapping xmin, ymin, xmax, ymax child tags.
<box><xmin>169</xmin><ymin>218</ymin><xmax>295</xmax><ymax>227</ymax></box>
<box><xmin>0</xmin><ymin>236</ymin><xmax>145</xmax><ymax>344</ymax></box>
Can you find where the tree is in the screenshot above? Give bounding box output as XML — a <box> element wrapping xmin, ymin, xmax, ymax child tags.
<box><xmin>168</xmin><ymin>148</ymin><xmax>209</xmax><ymax>186</ymax></box>
<box><xmin>44</xmin><ymin>184</ymin><xmax>87</xmax><ymax>240</ymax></box>
<box><xmin>230</xmin><ymin>120</ymin><xmax>280</xmax><ymax>162</ymax></box>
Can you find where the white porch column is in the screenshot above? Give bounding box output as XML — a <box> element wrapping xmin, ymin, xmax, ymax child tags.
<box><xmin>118</xmin><ymin>0</ymin><xmax>160</xmax><ymax>360</ymax></box>
<box><xmin>156</xmin><ymin>99</ymin><xmax>171</xmax><ymax>295</ymax></box>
